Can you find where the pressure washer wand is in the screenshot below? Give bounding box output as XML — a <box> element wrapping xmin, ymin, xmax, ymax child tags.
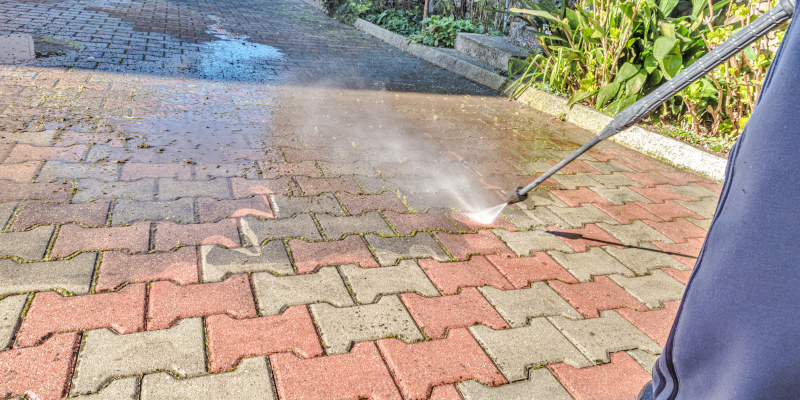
<box><xmin>506</xmin><ymin>0</ymin><xmax>795</xmax><ymax>205</ymax></box>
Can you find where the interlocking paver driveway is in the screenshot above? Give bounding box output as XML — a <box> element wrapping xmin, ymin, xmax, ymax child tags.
<box><xmin>0</xmin><ymin>0</ymin><xmax>720</xmax><ymax>399</ymax></box>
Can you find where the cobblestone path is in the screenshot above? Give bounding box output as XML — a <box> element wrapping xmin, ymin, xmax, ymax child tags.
<box><xmin>0</xmin><ymin>0</ymin><xmax>719</xmax><ymax>399</ymax></box>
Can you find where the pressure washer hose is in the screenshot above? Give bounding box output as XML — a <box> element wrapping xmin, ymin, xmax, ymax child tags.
<box><xmin>507</xmin><ymin>0</ymin><xmax>796</xmax><ymax>205</ymax></box>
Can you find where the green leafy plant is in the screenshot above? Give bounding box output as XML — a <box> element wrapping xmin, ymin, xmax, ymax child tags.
<box><xmin>335</xmin><ymin>0</ymin><xmax>382</xmax><ymax>24</ymax></box>
<box><xmin>366</xmin><ymin>8</ymin><xmax>423</xmax><ymax>36</ymax></box>
<box><xmin>410</xmin><ymin>15</ymin><xmax>482</xmax><ymax>47</ymax></box>
<box><xmin>677</xmin><ymin>2</ymin><xmax>783</xmax><ymax>138</ymax></box>
<box><xmin>507</xmin><ymin>0</ymin><xmax>728</xmax><ymax>114</ymax></box>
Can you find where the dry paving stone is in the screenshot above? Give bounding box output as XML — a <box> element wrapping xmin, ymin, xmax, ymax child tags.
<box><xmin>240</xmin><ymin>214</ymin><xmax>321</xmax><ymax>243</ymax></box>
<box><xmin>666</xmin><ymin>183</ymin><xmax>719</xmax><ymax>199</ymax></box>
<box><xmin>549</xmin><ymin>310</ymin><xmax>662</xmax><ymax>364</ymax></box>
<box><xmin>688</xmin><ymin>217</ymin><xmax>712</xmax><ymax>231</ymax></box>
<box><xmin>111</xmin><ymin>198</ymin><xmax>195</xmax><ymax>225</ymax></box>
<box><xmin>587</xmin><ymin>172</ymin><xmax>645</xmax><ymax>188</ymax></box>
<box><xmin>502</xmin><ymin>207</ymin><xmax>567</xmax><ymax>230</ymax></box>
<box><xmin>140</xmin><ymin>357</ymin><xmax>276</xmax><ymax>400</ymax></box>
<box><xmin>590</xmin><ymin>187</ymin><xmax>650</xmax><ymax>205</ymax></box>
<box><xmin>365</xmin><ymin>232</ymin><xmax>450</xmax><ymax>266</ymax></box>
<box><xmin>70</xmin><ymin>318</ymin><xmax>206</xmax><ymax>396</ymax></box>
<box><xmin>550</xmin><ymin>173</ymin><xmax>602</xmax><ymax>190</ymax></box>
<box><xmin>609</xmin><ymin>270</ymin><xmax>685</xmax><ymax>308</ymax></box>
<box><xmin>339</xmin><ymin>260</ymin><xmax>439</xmax><ymax>304</ymax></box>
<box><xmin>0</xmin><ymin>225</ymin><xmax>54</xmax><ymax>261</ymax></box>
<box><xmin>0</xmin><ymin>294</ymin><xmax>27</xmax><ymax>350</ymax></box>
<box><xmin>252</xmin><ymin>267</ymin><xmax>354</xmax><ymax>315</ymax></box>
<box><xmin>0</xmin><ymin>202</ymin><xmax>16</xmax><ymax>228</ymax></box>
<box><xmin>315</xmin><ymin>211</ymin><xmax>394</xmax><ymax>239</ymax></box>
<box><xmin>200</xmin><ymin>242</ymin><xmax>293</xmax><ymax>282</ymax></box>
<box><xmin>310</xmin><ymin>295</ymin><xmax>423</xmax><ymax>354</ymax></box>
<box><xmin>546</xmin><ymin>204</ymin><xmax>618</xmax><ymax>228</ymax></box>
<box><xmin>73</xmin><ymin>179</ymin><xmax>157</xmax><ymax>202</ymax></box>
<box><xmin>37</xmin><ymin>161</ymin><xmax>118</xmax><ymax>182</ymax></box>
<box><xmin>603</xmin><ymin>244</ymin><xmax>687</xmax><ymax>275</ymax></box>
<box><xmin>675</xmin><ymin>197</ymin><xmax>719</xmax><ymax>219</ymax></box>
<box><xmin>70</xmin><ymin>377</ymin><xmax>138</xmax><ymax>399</ymax></box>
<box><xmin>548</xmin><ymin>247</ymin><xmax>634</xmax><ymax>282</ymax></box>
<box><xmin>157</xmin><ymin>178</ymin><xmax>232</xmax><ymax>200</ymax></box>
<box><xmin>470</xmin><ymin>319</ymin><xmax>591</xmax><ymax>381</ymax></box>
<box><xmin>628</xmin><ymin>348</ymin><xmax>660</xmax><ymax>373</ymax></box>
<box><xmin>493</xmin><ymin>228</ymin><xmax>572</xmax><ymax>256</ymax></box>
<box><xmin>478</xmin><ymin>283</ymin><xmax>582</xmax><ymax>327</ymax></box>
<box><xmin>0</xmin><ymin>253</ymin><xmax>96</xmax><ymax>296</ymax></box>
<box><xmin>597</xmin><ymin>220</ymin><xmax>673</xmax><ymax>246</ymax></box>
<box><xmin>268</xmin><ymin>193</ymin><xmax>344</xmax><ymax>217</ymax></box>
<box><xmin>457</xmin><ymin>368</ymin><xmax>572</xmax><ymax>400</ymax></box>
<box><xmin>584</xmin><ymin>159</ymin><xmax>633</xmax><ymax>174</ymax></box>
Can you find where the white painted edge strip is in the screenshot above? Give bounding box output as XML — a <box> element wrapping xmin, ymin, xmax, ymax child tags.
<box><xmin>352</xmin><ymin>17</ymin><xmax>728</xmax><ymax>181</ymax></box>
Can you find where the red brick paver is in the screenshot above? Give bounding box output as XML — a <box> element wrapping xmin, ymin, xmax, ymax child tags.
<box><xmin>0</xmin><ymin>161</ymin><xmax>41</xmax><ymax>182</ymax></box>
<box><xmin>653</xmin><ymin>239</ymin><xmax>704</xmax><ymax>268</ymax></box>
<box><xmin>338</xmin><ymin>192</ymin><xmax>408</xmax><ymax>214</ymax></box>
<box><xmin>552</xmin><ymin>187</ymin><xmax>612</xmax><ymax>207</ymax></box>
<box><xmin>0</xmin><ymin>333</ymin><xmax>81</xmax><ymax>400</ymax></box>
<box><xmin>644</xmin><ymin>219</ymin><xmax>707</xmax><ymax>243</ymax></box>
<box><xmin>271</xmin><ymin>341</ymin><xmax>402</xmax><ymax>400</ymax></box>
<box><xmin>549</xmin><ymin>276</ymin><xmax>646</xmax><ymax>318</ymax></box>
<box><xmin>384</xmin><ymin>210</ymin><xmax>460</xmax><ymax>234</ymax></box>
<box><xmin>378</xmin><ymin>328</ymin><xmax>507</xmax><ymax>400</ymax></box>
<box><xmin>290</xmin><ymin>235</ymin><xmax>378</xmax><ymax>273</ymax></box>
<box><xmin>10</xmin><ymin>200</ymin><xmax>110</xmax><ymax>230</ymax></box>
<box><xmin>154</xmin><ymin>219</ymin><xmax>240</xmax><ymax>251</ymax></box>
<box><xmin>96</xmin><ymin>247</ymin><xmax>199</xmax><ymax>291</ymax></box>
<box><xmin>206</xmin><ymin>305</ymin><xmax>323</xmax><ymax>373</ymax></box>
<box><xmin>147</xmin><ymin>274</ymin><xmax>257</xmax><ymax>330</ymax></box>
<box><xmin>618</xmin><ymin>300</ymin><xmax>681</xmax><ymax>346</ymax></box>
<box><xmin>548</xmin><ymin>351</ymin><xmax>651</xmax><ymax>400</ymax></box>
<box><xmin>16</xmin><ymin>284</ymin><xmax>146</xmax><ymax>347</ymax></box>
<box><xmin>636</xmin><ymin>201</ymin><xmax>702</xmax><ymax>221</ymax></box>
<box><xmin>486</xmin><ymin>253</ymin><xmax>578</xmax><ymax>288</ymax></box>
<box><xmin>51</xmin><ymin>222</ymin><xmax>150</xmax><ymax>258</ymax></box>
<box><xmin>400</xmin><ymin>287</ymin><xmax>509</xmax><ymax>339</ymax></box>
<box><xmin>197</xmin><ymin>196</ymin><xmax>274</xmax><ymax>221</ymax></box>
<box><xmin>594</xmin><ymin>203</ymin><xmax>661</xmax><ymax>224</ymax></box>
<box><xmin>419</xmin><ymin>256</ymin><xmax>514</xmax><ymax>295</ymax></box>
<box><xmin>433</xmin><ymin>230</ymin><xmax>513</xmax><ymax>260</ymax></box>
<box><xmin>429</xmin><ymin>384</ymin><xmax>464</xmax><ymax>400</ymax></box>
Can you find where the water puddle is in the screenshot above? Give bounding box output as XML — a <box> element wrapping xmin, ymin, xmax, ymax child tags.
<box><xmin>190</xmin><ymin>15</ymin><xmax>284</xmax><ymax>81</ymax></box>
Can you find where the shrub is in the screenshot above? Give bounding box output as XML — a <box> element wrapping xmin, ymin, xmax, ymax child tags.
<box><xmin>334</xmin><ymin>0</ymin><xmax>382</xmax><ymax>23</ymax></box>
<box><xmin>505</xmin><ymin>0</ymin><xmax>783</xmax><ymax>152</ymax></box>
<box><xmin>410</xmin><ymin>15</ymin><xmax>482</xmax><ymax>47</ymax></box>
<box><xmin>366</xmin><ymin>8</ymin><xmax>423</xmax><ymax>36</ymax></box>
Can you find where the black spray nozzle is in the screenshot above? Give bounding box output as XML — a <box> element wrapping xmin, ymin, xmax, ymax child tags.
<box><xmin>506</xmin><ymin>187</ymin><xmax>528</xmax><ymax>205</ymax></box>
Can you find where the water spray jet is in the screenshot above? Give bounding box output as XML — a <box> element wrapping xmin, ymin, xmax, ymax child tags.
<box><xmin>497</xmin><ymin>0</ymin><xmax>794</xmax><ymax>210</ymax></box>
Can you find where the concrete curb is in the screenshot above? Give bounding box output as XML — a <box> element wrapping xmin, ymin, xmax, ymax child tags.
<box><xmin>354</xmin><ymin>19</ymin><xmax>506</xmax><ymax>91</ymax></box>
<box><xmin>353</xmin><ymin>17</ymin><xmax>728</xmax><ymax>181</ymax></box>
<box><xmin>516</xmin><ymin>89</ymin><xmax>728</xmax><ymax>180</ymax></box>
